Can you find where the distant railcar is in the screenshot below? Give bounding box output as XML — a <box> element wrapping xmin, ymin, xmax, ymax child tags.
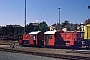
<box><xmin>84</xmin><ymin>24</ymin><xmax>90</xmax><ymax>47</ymax></box>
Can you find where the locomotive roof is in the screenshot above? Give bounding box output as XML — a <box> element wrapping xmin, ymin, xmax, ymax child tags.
<box><xmin>44</xmin><ymin>31</ymin><xmax>57</xmax><ymax>34</ymax></box>
<box><xmin>29</xmin><ymin>31</ymin><xmax>41</xmax><ymax>34</ymax></box>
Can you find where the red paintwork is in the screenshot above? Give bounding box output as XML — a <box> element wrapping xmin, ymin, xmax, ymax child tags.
<box><xmin>44</xmin><ymin>34</ymin><xmax>55</xmax><ymax>46</ymax></box>
<box><xmin>23</xmin><ymin>34</ymin><xmax>30</xmax><ymax>40</ymax></box>
<box><xmin>19</xmin><ymin>40</ymin><xmax>22</xmax><ymax>44</ymax></box>
<box><xmin>57</xmin><ymin>30</ymin><xmax>82</xmax><ymax>46</ymax></box>
<box><xmin>22</xmin><ymin>33</ymin><xmax>34</xmax><ymax>45</ymax></box>
<box><xmin>21</xmin><ymin>32</ymin><xmax>44</xmax><ymax>46</ymax></box>
<box><xmin>48</xmin><ymin>35</ymin><xmax>55</xmax><ymax>46</ymax></box>
<box><xmin>44</xmin><ymin>30</ymin><xmax>83</xmax><ymax>47</ymax></box>
<box><xmin>21</xmin><ymin>30</ymin><xmax>83</xmax><ymax>48</ymax></box>
<box><xmin>60</xmin><ymin>32</ymin><xmax>75</xmax><ymax>46</ymax></box>
<box><xmin>29</xmin><ymin>35</ymin><xmax>34</xmax><ymax>45</ymax></box>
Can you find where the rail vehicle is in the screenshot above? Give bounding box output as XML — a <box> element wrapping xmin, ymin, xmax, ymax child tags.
<box><xmin>84</xmin><ymin>24</ymin><xmax>90</xmax><ymax>48</ymax></box>
<box><xmin>19</xmin><ymin>30</ymin><xmax>86</xmax><ymax>48</ymax></box>
<box><xmin>19</xmin><ymin>31</ymin><xmax>44</xmax><ymax>47</ymax></box>
<box><xmin>44</xmin><ymin>30</ymin><xmax>84</xmax><ymax>48</ymax></box>
<box><xmin>0</xmin><ymin>35</ymin><xmax>22</xmax><ymax>40</ymax></box>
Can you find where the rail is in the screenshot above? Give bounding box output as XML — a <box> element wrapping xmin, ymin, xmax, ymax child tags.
<box><xmin>0</xmin><ymin>48</ymin><xmax>90</xmax><ymax>60</ymax></box>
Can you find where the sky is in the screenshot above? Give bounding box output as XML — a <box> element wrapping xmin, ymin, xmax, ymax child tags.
<box><xmin>0</xmin><ymin>0</ymin><xmax>90</xmax><ymax>26</ymax></box>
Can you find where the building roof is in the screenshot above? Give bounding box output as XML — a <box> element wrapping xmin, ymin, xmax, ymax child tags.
<box><xmin>31</xmin><ymin>23</ymin><xmax>39</xmax><ymax>26</ymax></box>
<box><xmin>84</xmin><ymin>19</ymin><xmax>90</xmax><ymax>25</ymax></box>
<box><xmin>29</xmin><ymin>31</ymin><xmax>41</xmax><ymax>34</ymax></box>
<box><xmin>6</xmin><ymin>25</ymin><xmax>22</xmax><ymax>27</ymax></box>
<box><xmin>44</xmin><ymin>30</ymin><xmax>57</xmax><ymax>34</ymax></box>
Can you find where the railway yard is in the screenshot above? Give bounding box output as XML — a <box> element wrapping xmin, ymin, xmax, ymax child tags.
<box><xmin>0</xmin><ymin>40</ymin><xmax>90</xmax><ymax>60</ymax></box>
<box><xmin>0</xmin><ymin>0</ymin><xmax>90</xmax><ymax>60</ymax></box>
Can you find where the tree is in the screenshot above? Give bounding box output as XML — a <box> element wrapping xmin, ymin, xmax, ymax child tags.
<box><xmin>38</xmin><ymin>21</ymin><xmax>49</xmax><ymax>32</ymax></box>
<box><xmin>25</xmin><ymin>21</ymin><xmax>49</xmax><ymax>32</ymax></box>
<box><xmin>64</xmin><ymin>20</ymin><xmax>69</xmax><ymax>25</ymax></box>
<box><xmin>61</xmin><ymin>20</ymin><xmax>70</xmax><ymax>27</ymax></box>
<box><xmin>70</xmin><ymin>25</ymin><xmax>77</xmax><ymax>31</ymax></box>
<box><xmin>33</xmin><ymin>25</ymin><xmax>38</xmax><ymax>31</ymax></box>
<box><xmin>8</xmin><ymin>25</ymin><xmax>15</xmax><ymax>36</ymax></box>
<box><xmin>67</xmin><ymin>27</ymin><xmax>70</xmax><ymax>31</ymax></box>
<box><xmin>26</xmin><ymin>23</ymin><xmax>37</xmax><ymax>33</ymax></box>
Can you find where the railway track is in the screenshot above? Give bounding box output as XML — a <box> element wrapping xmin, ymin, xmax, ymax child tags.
<box><xmin>0</xmin><ymin>48</ymin><xmax>90</xmax><ymax>60</ymax></box>
<box><xmin>66</xmin><ymin>50</ymin><xmax>90</xmax><ymax>54</ymax></box>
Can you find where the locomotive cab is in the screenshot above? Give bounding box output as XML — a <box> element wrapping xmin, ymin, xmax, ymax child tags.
<box><xmin>44</xmin><ymin>30</ymin><xmax>57</xmax><ymax>47</ymax></box>
<box><xmin>19</xmin><ymin>33</ymin><xmax>31</xmax><ymax>46</ymax></box>
<box><xmin>29</xmin><ymin>31</ymin><xmax>44</xmax><ymax>47</ymax></box>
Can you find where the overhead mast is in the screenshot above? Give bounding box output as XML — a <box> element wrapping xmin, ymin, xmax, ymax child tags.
<box><xmin>58</xmin><ymin>8</ymin><xmax>60</xmax><ymax>24</ymax></box>
<box><xmin>24</xmin><ymin>0</ymin><xmax>26</xmax><ymax>33</ymax></box>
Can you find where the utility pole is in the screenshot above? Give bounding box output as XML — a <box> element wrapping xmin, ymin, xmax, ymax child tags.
<box><xmin>88</xmin><ymin>6</ymin><xmax>90</xmax><ymax>9</ymax></box>
<box><xmin>58</xmin><ymin>8</ymin><xmax>60</xmax><ymax>24</ymax></box>
<box><xmin>24</xmin><ymin>0</ymin><xmax>26</xmax><ymax>33</ymax></box>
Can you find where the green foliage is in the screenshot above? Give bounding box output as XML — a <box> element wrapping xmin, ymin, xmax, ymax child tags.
<box><xmin>61</xmin><ymin>20</ymin><xmax>70</xmax><ymax>27</ymax></box>
<box><xmin>0</xmin><ymin>26</ymin><xmax>24</xmax><ymax>36</ymax></box>
<box><xmin>0</xmin><ymin>22</ymin><xmax>49</xmax><ymax>40</ymax></box>
<box><xmin>26</xmin><ymin>23</ymin><xmax>34</xmax><ymax>33</ymax></box>
<box><xmin>38</xmin><ymin>21</ymin><xmax>49</xmax><ymax>32</ymax></box>
<box><xmin>66</xmin><ymin>27</ymin><xmax>70</xmax><ymax>31</ymax></box>
<box><xmin>25</xmin><ymin>21</ymin><xmax>49</xmax><ymax>33</ymax></box>
<box><xmin>64</xmin><ymin>20</ymin><xmax>69</xmax><ymax>24</ymax></box>
<box><xmin>33</xmin><ymin>26</ymin><xmax>38</xmax><ymax>31</ymax></box>
<box><xmin>70</xmin><ymin>25</ymin><xmax>77</xmax><ymax>31</ymax></box>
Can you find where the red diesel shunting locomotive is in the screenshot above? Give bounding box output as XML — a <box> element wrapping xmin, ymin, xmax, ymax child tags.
<box><xmin>19</xmin><ymin>31</ymin><xmax>44</xmax><ymax>47</ymax></box>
